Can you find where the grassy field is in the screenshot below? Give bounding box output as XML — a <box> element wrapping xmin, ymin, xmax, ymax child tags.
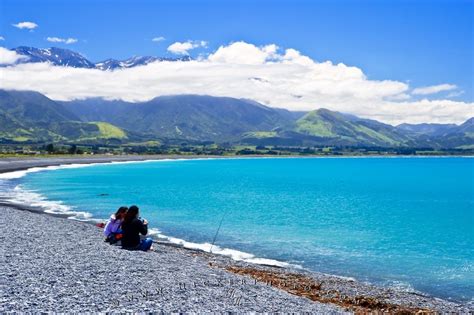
<box><xmin>93</xmin><ymin>122</ymin><xmax>127</xmax><ymax>139</ymax></box>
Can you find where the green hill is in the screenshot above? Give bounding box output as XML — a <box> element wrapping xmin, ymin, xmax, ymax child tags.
<box><xmin>0</xmin><ymin>90</ymin><xmax>128</xmax><ymax>143</ymax></box>
<box><xmin>293</xmin><ymin>109</ymin><xmax>412</xmax><ymax>147</ymax></box>
<box><xmin>0</xmin><ymin>90</ymin><xmax>78</xmax><ymax>125</ymax></box>
<box><xmin>434</xmin><ymin>118</ymin><xmax>474</xmax><ymax>148</ymax></box>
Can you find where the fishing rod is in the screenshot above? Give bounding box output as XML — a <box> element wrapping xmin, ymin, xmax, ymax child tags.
<box><xmin>209</xmin><ymin>209</ymin><xmax>229</xmax><ymax>254</ymax></box>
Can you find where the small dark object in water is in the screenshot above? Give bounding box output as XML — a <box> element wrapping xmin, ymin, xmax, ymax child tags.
<box><xmin>98</xmin><ymin>193</ymin><xmax>109</xmax><ymax>196</ymax></box>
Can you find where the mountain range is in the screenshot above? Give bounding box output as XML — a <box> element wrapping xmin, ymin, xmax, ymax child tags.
<box><xmin>4</xmin><ymin>46</ymin><xmax>470</xmax><ymax>149</ymax></box>
<box><xmin>9</xmin><ymin>46</ymin><xmax>191</xmax><ymax>70</ymax></box>
<box><xmin>0</xmin><ymin>89</ymin><xmax>472</xmax><ymax>149</ymax></box>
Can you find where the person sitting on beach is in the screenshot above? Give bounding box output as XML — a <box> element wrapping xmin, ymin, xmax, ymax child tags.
<box><xmin>121</xmin><ymin>205</ymin><xmax>153</xmax><ymax>251</ymax></box>
<box><xmin>104</xmin><ymin>206</ymin><xmax>128</xmax><ymax>244</ymax></box>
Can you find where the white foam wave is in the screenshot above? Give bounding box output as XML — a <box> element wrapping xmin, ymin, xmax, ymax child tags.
<box><xmin>0</xmin><ymin>163</ymin><xmax>94</xmax><ymax>179</ymax></box>
<box><xmin>149</xmin><ymin>228</ymin><xmax>298</xmax><ymax>268</ymax></box>
<box><xmin>1</xmin><ymin>185</ymin><xmax>93</xmax><ymax>220</ymax></box>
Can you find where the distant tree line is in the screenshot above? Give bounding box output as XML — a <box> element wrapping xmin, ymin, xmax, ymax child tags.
<box><xmin>0</xmin><ymin>142</ymin><xmax>472</xmax><ymax>157</ymax></box>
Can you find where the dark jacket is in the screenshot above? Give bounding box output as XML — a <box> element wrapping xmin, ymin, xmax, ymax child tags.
<box><xmin>121</xmin><ymin>217</ymin><xmax>148</xmax><ymax>249</ymax></box>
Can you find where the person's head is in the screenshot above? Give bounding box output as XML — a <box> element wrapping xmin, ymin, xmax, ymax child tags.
<box><xmin>115</xmin><ymin>206</ymin><xmax>128</xmax><ymax>220</ymax></box>
<box><xmin>124</xmin><ymin>205</ymin><xmax>139</xmax><ymax>223</ymax></box>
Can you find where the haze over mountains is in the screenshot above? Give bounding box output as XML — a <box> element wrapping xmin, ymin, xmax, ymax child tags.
<box><xmin>0</xmin><ymin>89</ymin><xmax>472</xmax><ymax>149</ymax></box>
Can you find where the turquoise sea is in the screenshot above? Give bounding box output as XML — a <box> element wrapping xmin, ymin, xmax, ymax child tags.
<box><xmin>1</xmin><ymin>157</ymin><xmax>473</xmax><ymax>301</ymax></box>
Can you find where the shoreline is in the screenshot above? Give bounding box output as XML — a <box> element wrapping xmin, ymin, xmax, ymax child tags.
<box><xmin>0</xmin><ymin>156</ymin><xmax>472</xmax><ymax>312</ymax></box>
<box><xmin>0</xmin><ymin>154</ymin><xmax>231</xmax><ymax>175</ymax></box>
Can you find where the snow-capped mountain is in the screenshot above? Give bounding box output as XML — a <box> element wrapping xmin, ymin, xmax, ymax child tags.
<box><xmin>13</xmin><ymin>46</ymin><xmax>96</xmax><ymax>68</ymax></box>
<box><xmin>10</xmin><ymin>47</ymin><xmax>191</xmax><ymax>70</ymax></box>
<box><xmin>95</xmin><ymin>55</ymin><xmax>191</xmax><ymax>70</ymax></box>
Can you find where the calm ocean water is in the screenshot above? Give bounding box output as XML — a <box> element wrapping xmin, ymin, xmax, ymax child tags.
<box><xmin>1</xmin><ymin>157</ymin><xmax>473</xmax><ymax>301</ymax></box>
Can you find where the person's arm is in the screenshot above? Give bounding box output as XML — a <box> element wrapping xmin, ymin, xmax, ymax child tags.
<box><xmin>138</xmin><ymin>219</ymin><xmax>148</xmax><ymax>235</ymax></box>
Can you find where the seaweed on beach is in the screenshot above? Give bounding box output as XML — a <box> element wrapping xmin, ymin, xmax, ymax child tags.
<box><xmin>225</xmin><ymin>266</ymin><xmax>434</xmax><ymax>314</ymax></box>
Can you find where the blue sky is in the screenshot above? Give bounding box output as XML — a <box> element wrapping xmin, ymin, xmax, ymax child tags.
<box><xmin>1</xmin><ymin>0</ymin><xmax>472</xmax><ymax>101</ymax></box>
<box><xmin>0</xmin><ymin>0</ymin><xmax>472</xmax><ymax>123</ymax></box>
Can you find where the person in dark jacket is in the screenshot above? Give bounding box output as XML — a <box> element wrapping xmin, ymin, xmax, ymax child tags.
<box><xmin>121</xmin><ymin>205</ymin><xmax>153</xmax><ymax>251</ymax></box>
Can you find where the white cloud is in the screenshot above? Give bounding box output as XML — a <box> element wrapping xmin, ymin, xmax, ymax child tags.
<box><xmin>152</xmin><ymin>36</ymin><xmax>165</xmax><ymax>42</ymax></box>
<box><xmin>12</xmin><ymin>21</ymin><xmax>38</xmax><ymax>30</ymax></box>
<box><xmin>412</xmin><ymin>83</ymin><xmax>457</xmax><ymax>95</ymax></box>
<box><xmin>208</xmin><ymin>42</ymin><xmax>279</xmax><ymax>65</ymax></box>
<box><xmin>0</xmin><ymin>47</ymin><xmax>28</xmax><ymax>65</ymax></box>
<box><xmin>446</xmin><ymin>90</ymin><xmax>465</xmax><ymax>98</ymax></box>
<box><xmin>0</xmin><ymin>36</ymin><xmax>4</xmax><ymax>41</ymax></box>
<box><xmin>167</xmin><ymin>40</ymin><xmax>207</xmax><ymax>55</ymax></box>
<box><xmin>0</xmin><ymin>41</ymin><xmax>472</xmax><ymax>124</ymax></box>
<box><xmin>46</xmin><ymin>37</ymin><xmax>78</xmax><ymax>44</ymax></box>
